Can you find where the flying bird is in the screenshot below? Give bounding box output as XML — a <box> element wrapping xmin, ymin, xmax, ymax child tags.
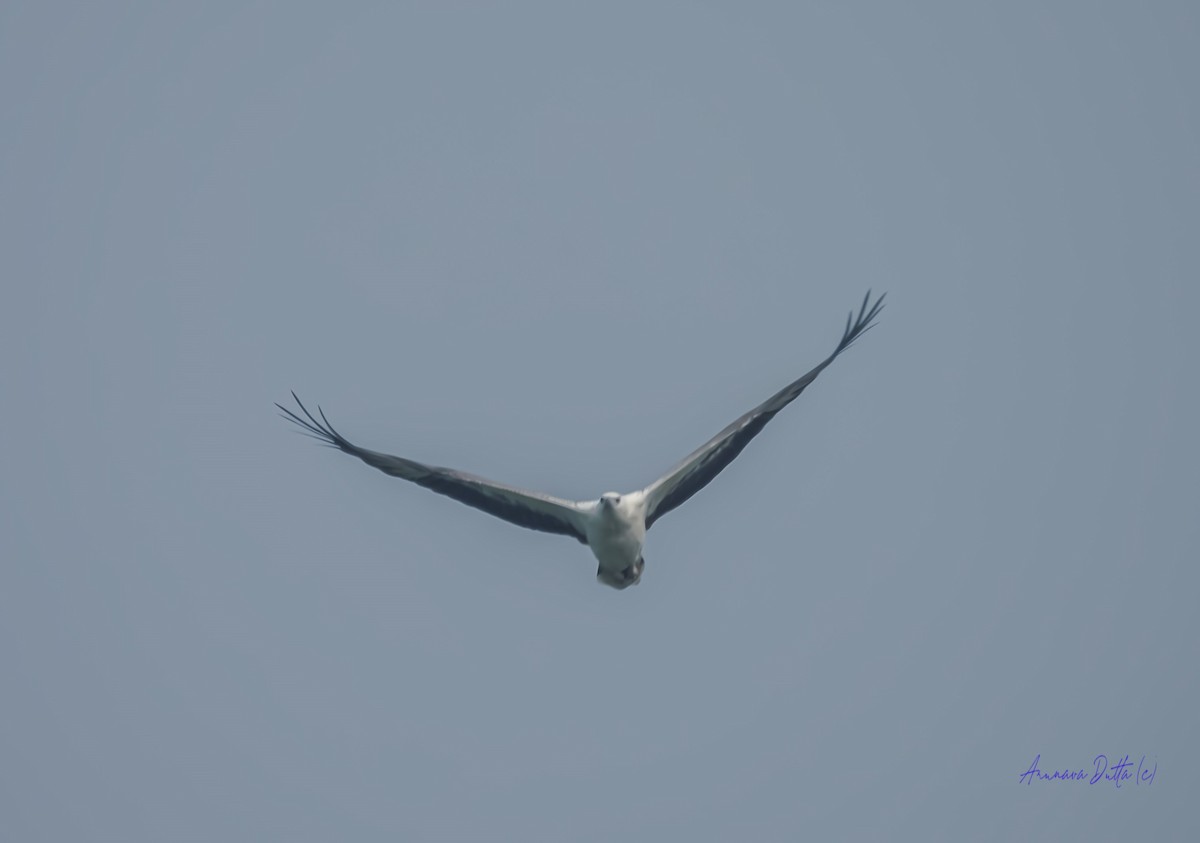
<box><xmin>279</xmin><ymin>291</ymin><xmax>884</xmax><ymax>589</ymax></box>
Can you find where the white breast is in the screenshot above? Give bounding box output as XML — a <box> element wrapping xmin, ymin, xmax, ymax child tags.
<box><xmin>585</xmin><ymin>495</ymin><xmax>647</xmax><ymax>575</ymax></box>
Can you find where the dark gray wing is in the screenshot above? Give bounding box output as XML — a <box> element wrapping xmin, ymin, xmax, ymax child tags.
<box><xmin>278</xmin><ymin>395</ymin><xmax>590</xmax><ymax>543</ymax></box>
<box><xmin>642</xmin><ymin>290</ymin><xmax>884</xmax><ymax>530</ymax></box>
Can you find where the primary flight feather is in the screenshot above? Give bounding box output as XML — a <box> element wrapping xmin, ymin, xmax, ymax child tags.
<box><xmin>279</xmin><ymin>291</ymin><xmax>884</xmax><ymax>589</ymax></box>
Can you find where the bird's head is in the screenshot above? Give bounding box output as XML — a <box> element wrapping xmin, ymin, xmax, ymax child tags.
<box><xmin>599</xmin><ymin>492</ymin><xmax>622</xmax><ymax>511</ymax></box>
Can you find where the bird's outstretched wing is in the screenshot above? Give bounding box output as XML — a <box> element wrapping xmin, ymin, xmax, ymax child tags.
<box><xmin>641</xmin><ymin>290</ymin><xmax>884</xmax><ymax>530</ymax></box>
<box><xmin>278</xmin><ymin>394</ymin><xmax>590</xmax><ymax>543</ymax></box>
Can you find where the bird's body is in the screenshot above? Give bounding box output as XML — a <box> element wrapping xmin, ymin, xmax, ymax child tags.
<box><xmin>279</xmin><ymin>292</ymin><xmax>884</xmax><ymax>590</ymax></box>
<box><xmin>587</xmin><ymin>492</ymin><xmax>648</xmax><ymax>589</ymax></box>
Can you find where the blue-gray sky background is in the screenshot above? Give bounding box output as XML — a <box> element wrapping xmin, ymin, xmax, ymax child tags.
<box><xmin>3</xmin><ymin>2</ymin><xmax>1197</xmax><ymax>840</ymax></box>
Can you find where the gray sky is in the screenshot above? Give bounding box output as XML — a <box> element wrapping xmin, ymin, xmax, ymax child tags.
<box><xmin>3</xmin><ymin>2</ymin><xmax>1197</xmax><ymax>840</ymax></box>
